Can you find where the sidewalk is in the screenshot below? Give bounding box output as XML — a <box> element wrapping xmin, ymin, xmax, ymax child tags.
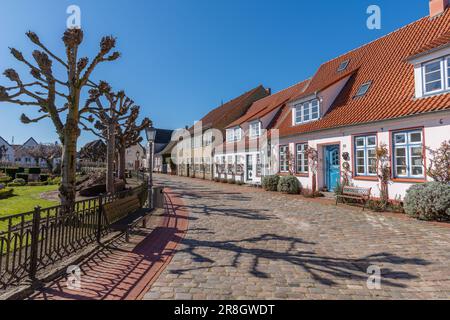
<box><xmin>27</xmin><ymin>189</ymin><xmax>189</xmax><ymax>300</ymax></box>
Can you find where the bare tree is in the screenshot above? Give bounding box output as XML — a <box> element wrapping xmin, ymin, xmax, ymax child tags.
<box><xmin>27</xmin><ymin>143</ymin><xmax>61</xmax><ymax>171</ymax></box>
<box><xmin>81</xmin><ymin>82</ymin><xmax>140</xmax><ymax>193</ymax></box>
<box><xmin>305</xmin><ymin>146</ymin><xmax>318</xmax><ymax>194</ymax></box>
<box><xmin>0</xmin><ymin>29</ymin><xmax>120</xmax><ymax>212</ymax></box>
<box><xmin>0</xmin><ymin>145</ymin><xmax>7</xmax><ymax>162</ymax></box>
<box><xmin>116</xmin><ymin>107</ymin><xmax>150</xmax><ymax>181</ymax></box>
<box><xmin>79</xmin><ymin>140</ymin><xmax>107</xmax><ymax>163</ymax></box>
<box><xmin>427</xmin><ymin>140</ymin><xmax>450</xmax><ymax>183</ymax></box>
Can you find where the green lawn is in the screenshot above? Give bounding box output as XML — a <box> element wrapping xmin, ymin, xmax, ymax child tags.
<box><xmin>0</xmin><ymin>185</ymin><xmax>59</xmax><ymax>218</ymax></box>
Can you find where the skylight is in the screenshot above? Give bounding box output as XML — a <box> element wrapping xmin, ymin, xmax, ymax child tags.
<box><xmin>337</xmin><ymin>59</ymin><xmax>350</xmax><ymax>72</ymax></box>
<box><xmin>355</xmin><ymin>81</ymin><xmax>372</xmax><ymax>97</ymax></box>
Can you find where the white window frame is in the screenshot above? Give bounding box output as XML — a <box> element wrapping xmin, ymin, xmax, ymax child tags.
<box><xmin>249</xmin><ymin>121</ymin><xmax>261</xmax><ymax>138</ymax></box>
<box><xmin>226</xmin><ymin>127</ymin><xmax>242</xmax><ymax>142</ymax></box>
<box><xmin>354</xmin><ymin>135</ymin><xmax>377</xmax><ymax>177</ymax></box>
<box><xmin>293</xmin><ymin>99</ymin><xmax>320</xmax><ymax>125</ymax></box>
<box><xmin>295</xmin><ymin>143</ymin><xmax>309</xmax><ymax>174</ymax></box>
<box><xmin>421</xmin><ymin>56</ymin><xmax>450</xmax><ymax>96</ymax></box>
<box><xmin>279</xmin><ymin>145</ymin><xmax>289</xmax><ymax>173</ymax></box>
<box><xmin>392</xmin><ymin>130</ymin><xmax>424</xmax><ymax>179</ymax></box>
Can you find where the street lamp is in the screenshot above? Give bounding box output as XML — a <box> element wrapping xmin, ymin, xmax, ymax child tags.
<box><xmin>145</xmin><ymin>125</ymin><xmax>157</xmax><ymax>209</ymax></box>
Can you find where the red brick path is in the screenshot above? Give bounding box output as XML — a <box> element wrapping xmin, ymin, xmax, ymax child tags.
<box><xmin>27</xmin><ymin>189</ymin><xmax>189</xmax><ymax>300</ymax></box>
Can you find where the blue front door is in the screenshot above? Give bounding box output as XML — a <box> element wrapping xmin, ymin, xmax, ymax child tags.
<box><xmin>325</xmin><ymin>145</ymin><xmax>340</xmax><ymax>191</ymax></box>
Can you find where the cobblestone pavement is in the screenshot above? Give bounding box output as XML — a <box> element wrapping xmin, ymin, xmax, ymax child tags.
<box><xmin>144</xmin><ymin>174</ymin><xmax>450</xmax><ymax>300</ymax></box>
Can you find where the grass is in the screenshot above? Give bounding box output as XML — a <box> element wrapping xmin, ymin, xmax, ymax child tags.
<box><xmin>0</xmin><ymin>185</ymin><xmax>59</xmax><ymax>218</ymax></box>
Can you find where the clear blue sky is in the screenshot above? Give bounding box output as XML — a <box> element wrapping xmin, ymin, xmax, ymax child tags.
<box><xmin>0</xmin><ymin>0</ymin><xmax>428</xmax><ymax>148</ymax></box>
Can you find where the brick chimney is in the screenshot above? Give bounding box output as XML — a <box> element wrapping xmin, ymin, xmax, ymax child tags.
<box><xmin>430</xmin><ymin>0</ymin><xmax>449</xmax><ymax>17</ymax></box>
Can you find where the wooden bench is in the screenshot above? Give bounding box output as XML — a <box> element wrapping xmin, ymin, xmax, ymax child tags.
<box><xmin>103</xmin><ymin>189</ymin><xmax>150</xmax><ymax>242</ymax></box>
<box><xmin>335</xmin><ymin>186</ymin><xmax>372</xmax><ymax>211</ymax></box>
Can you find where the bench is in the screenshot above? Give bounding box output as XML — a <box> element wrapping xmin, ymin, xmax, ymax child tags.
<box><xmin>103</xmin><ymin>188</ymin><xmax>150</xmax><ymax>242</ymax></box>
<box><xmin>335</xmin><ymin>186</ymin><xmax>372</xmax><ymax>211</ymax></box>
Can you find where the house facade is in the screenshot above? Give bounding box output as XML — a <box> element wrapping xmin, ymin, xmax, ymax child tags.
<box><xmin>0</xmin><ymin>136</ymin><xmax>59</xmax><ymax>168</ymax></box>
<box><xmin>175</xmin><ymin>85</ymin><xmax>271</xmax><ymax>180</ymax></box>
<box><xmin>214</xmin><ymin>80</ymin><xmax>310</xmax><ymax>185</ymax></box>
<box><xmin>273</xmin><ymin>2</ymin><xmax>450</xmax><ymax>200</ymax></box>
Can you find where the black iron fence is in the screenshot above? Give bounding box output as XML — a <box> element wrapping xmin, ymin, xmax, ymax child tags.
<box><xmin>0</xmin><ymin>185</ymin><xmax>146</xmax><ymax>289</ymax></box>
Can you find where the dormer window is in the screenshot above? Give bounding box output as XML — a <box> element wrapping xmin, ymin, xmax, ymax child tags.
<box><xmin>421</xmin><ymin>57</ymin><xmax>450</xmax><ymax>95</ymax></box>
<box><xmin>226</xmin><ymin>127</ymin><xmax>241</xmax><ymax>142</ymax></box>
<box><xmin>249</xmin><ymin>121</ymin><xmax>261</xmax><ymax>138</ymax></box>
<box><xmin>293</xmin><ymin>99</ymin><xmax>320</xmax><ymax>125</ymax></box>
<box><xmin>337</xmin><ymin>59</ymin><xmax>350</xmax><ymax>72</ymax></box>
<box><xmin>411</xmin><ymin>48</ymin><xmax>450</xmax><ymax>98</ymax></box>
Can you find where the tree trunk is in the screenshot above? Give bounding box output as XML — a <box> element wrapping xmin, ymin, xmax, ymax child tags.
<box><xmin>59</xmin><ymin>121</ymin><xmax>78</xmax><ymax>214</ymax></box>
<box><xmin>312</xmin><ymin>173</ymin><xmax>317</xmax><ymax>194</ymax></box>
<box><xmin>106</xmin><ymin>123</ymin><xmax>115</xmax><ymax>194</ymax></box>
<box><xmin>118</xmin><ymin>147</ymin><xmax>126</xmax><ymax>181</ymax></box>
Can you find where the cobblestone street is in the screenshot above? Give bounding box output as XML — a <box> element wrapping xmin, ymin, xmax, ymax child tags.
<box><xmin>145</xmin><ymin>174</ymin><xmax>450</xmax><ymax>300</ymax></box>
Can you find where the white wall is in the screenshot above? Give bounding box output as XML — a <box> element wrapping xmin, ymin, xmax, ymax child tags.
<box><xmin>279</xmin><ymin>111</ymin><xmax>450</xmax><ymax>200</ymax></box>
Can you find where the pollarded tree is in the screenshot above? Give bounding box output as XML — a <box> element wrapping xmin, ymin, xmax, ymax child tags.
<box><xmin>26</xmin><ymin>143</ymin><xmax>62</xmax><ymax>172</ymax></box>
<box><xmin>81</xmin><ymin>82</ymin><xmax>141</xmax><ymax>193</ymax></box>
<box><xmin>116</xmin><ymin>107</ymin><xmax>151</xmax><ymax>181</ymax></box>
<box><xmin>0</xmin><ymin>29</ymin><xmax>120</xmax><ymax>212</ymax></box>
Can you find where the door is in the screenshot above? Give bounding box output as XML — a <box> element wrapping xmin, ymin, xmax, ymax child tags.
<box><xmin>325</xmin><ymin>145</ymin><xmax>340</xmax><ymax>191</ymax></box>
<box><xmin>246</xmin><ymin>155</ymin><xmax>253</xmax><ymax>181</ymax></box>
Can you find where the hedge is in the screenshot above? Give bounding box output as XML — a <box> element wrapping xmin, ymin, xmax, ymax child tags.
<box><xmin>28</xmin><ymin>167</ymin><xmax>41</xmax><ymax>174</ymax></box>
<box><xmin>15</xmin><ymin>173</ymin><xmax>29</xmax><ymax>182</ymax></box>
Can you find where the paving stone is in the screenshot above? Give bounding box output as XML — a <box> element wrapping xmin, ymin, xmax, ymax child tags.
<box><xmin>146</xmin><ymin>174</ymin><xmax>450</xmax><ymax>300</ymax></box>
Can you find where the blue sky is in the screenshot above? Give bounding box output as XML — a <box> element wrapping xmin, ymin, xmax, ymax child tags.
<box><xmin>0</xmin><ymin>0</ymin><xmax>428</xmax><ymax>147</ymax></box>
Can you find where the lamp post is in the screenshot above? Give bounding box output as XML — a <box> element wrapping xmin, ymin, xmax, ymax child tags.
<box><xmin>145</xmin><ymin>125</ymin><xmax>156</xmax><ymax>209</ymax></box>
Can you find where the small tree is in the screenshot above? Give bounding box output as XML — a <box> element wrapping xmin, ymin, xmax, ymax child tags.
<box><xmin>341</xmin><ymin>152</ymin><xmax>352</xmax><ymax>187</ymax></box>
<box><xmin>427</xmin><ymin>140</ymin><xmax>450</xmax><ymax>183</ymax></box>
<box><xmin>0</xmin><ymin>29</ymin><xmax>120</xmax><ymax>212</ymax></box>
<box><xmin>305</xmin><ymin>146</ymin><xmax>318</xmax><ymax>193</ymax></box>
<box><xmin>0</xmin><ymin>145</ymin><xmax>7</xmax><ymax>162</ymax></box>
<box><xmin>79</xmin><ymin>140</ymin><xmax>107</xmax><ymax>163</ymax></box>
<box><xmin>116</xmin><ymin>107</ymin><xmax>150</xmax><ymax>181</ymax></box>
<box><xmin>375</xmin><ymin>143</ymin><xmax>391</xmax><ymax>209</ymax></box>
<box><xmin>25</xmin><ymin>143</ymin><xmax>61</xmax><ymax>171</ymax></box>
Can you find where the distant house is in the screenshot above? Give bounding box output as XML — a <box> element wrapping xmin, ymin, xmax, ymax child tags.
<box><xmin>152</xmin><ymin>129</ymin><xmax>175</xmax><ymax>174</ymax></box>
<box><xmin>176</xmin><ymin>85</ymin><xmax>271</xmax><ymax>180</ymax></box>
<box><xmin>0</xmin><ymin>136</ymin><xmax>60</xmax><ymax>168</ymax></box>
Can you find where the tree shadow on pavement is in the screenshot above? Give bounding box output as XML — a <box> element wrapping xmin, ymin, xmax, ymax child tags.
<box><xmin>169</xmin><ymin>233</ymin><xmax>430</xmax><ymax>288</ymax></box>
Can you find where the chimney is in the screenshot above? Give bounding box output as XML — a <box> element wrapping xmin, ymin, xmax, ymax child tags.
<box><xmin>266</xmin><ymin>88</ymin><xmax>272</xmax><ymax>95</ymax></box>
<box><xmin>430</xmin><ymin>0</ymin><xmax>449</xmax><ymax>17</ymax></box>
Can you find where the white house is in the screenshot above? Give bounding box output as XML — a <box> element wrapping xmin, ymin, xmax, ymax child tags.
<box><xmin>273</xmin><ymin>1</ymin><xmax>450</xmax><ymax>200</ymax></box>
<box><xmin>214</xmin><ymin>80</ymin><xmax>310</xmax><ymax>184</ymax></box>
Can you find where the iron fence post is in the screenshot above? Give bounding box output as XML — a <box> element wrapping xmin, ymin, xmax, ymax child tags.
<box><xmin>29</xmin><ymin>206</ymin><xmax>41</xmax><ymax>281</ymax></box>
<box><xmin>96</xmin><ymin>195</ymin><xmax>103</xmax><ymax>243</ymax></box>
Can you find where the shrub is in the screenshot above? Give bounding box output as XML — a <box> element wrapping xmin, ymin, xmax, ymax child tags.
<box><xmin>16</xmin><ymin>173</ymin><xmax>29</xmax><ymax>182</ymax></box>
<box><xmin>28</xmin><ymin>167</ymin><xmax>41</xmax><ymax>174</ymax></box>
<box><xmin>40</xmin><ymin>174</ymin><xmax>49</xmax><ymax>182</ymax></box>
<box><xmin>0</xmin><ymin>175</ymin><xmax>11</xmax><ymax>183</ymax></box>
<box><xmin>277</xmin><ymin>176</ymin><xmax>301</xmax><ymax>194</ymax></box>
<box><xmin>0</xmin><ymin>188</ymin><xmax>14</xmax><ymax>199</ymax></box>
<box><xmin>262</xmin><ymin>175</ymin><xmax>280</xmax><ymax>192</ymax></box>
<box><xmin>227</xmin><ymin>179</ymin><xmax>235</xmax><ymax>184</ymax></box>
<box><xmin>220</xmin><ymin>178</ymin><xmax>228</xmax><ymax>183</ymax></box>
<box><xmin>236</xmin><ymin>180</ymin><xmax>244</xmax><ymax>186</ymax></box>
<box><xmin>8</xmin><ymin>178</ymin><xmax>26</xmax><ymax>187</ymax></box>
<box><xmin>48</xmin><ymin>176</ymin><xmax>62</xmax><ymax>185</ymax></box>
<box><xmin>404</xmin><ymin>182</ymin><xmax>450</xmax><ymax>221</ymax></box>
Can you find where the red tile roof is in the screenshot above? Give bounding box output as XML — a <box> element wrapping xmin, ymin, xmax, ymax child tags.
<box><xmin>277</xmin><ymin>9</ymin><xmax>450</xmax><ymax>137</ymax></box>
<box><xmin>410</xmin><ymin>29</ymin><xmax>450</xmax><ymax>57</ymax></box>
<box><xmin>192</xmin><ymin>85</ymin><xmax>269</xmax><ymax>132</ymax></box>
<box><xmin>226</xmin><ymin>79</ymin><xmax>310</xmax><ymax>128</ymax></box>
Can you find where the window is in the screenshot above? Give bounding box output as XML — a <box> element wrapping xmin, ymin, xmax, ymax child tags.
<box><xmin>355</xmin><ymin>81</ymin><xmax>372</xmax><ymax>97</ymax></box>
<box><xmin>249</xmin><ymin>121</ymin><xmax>261</xmax><ymax>138</ymax></box>
<box><xmin>421</xmin><ymin>57</ymin><xmax>450</xmax><ymax>95</ymax></box>
<box><xmin>256</xmin><ymin>154</ymin><xmax>262</xmax><ymax>177</ymax></box>
<box><xmin>296</xmin><ymin>143</ymin><xmax>309</xmax><ymax>174</ymax></box>
<box><xmin>226</xmin><ymin>127</ymin><xmax>242</xmax><ymax>142</ymax></box>
<box><xmin>354</xmin><ymin>135</ymin><xmax>377</xmax><ymax>176</ymax></box>
<box><xmin>227</xmin><ymin>155</ymin><xmax>234</xmax><ymax>174</ymax></box>
<box><xmin>279</xmin><ymin>145</ymin><xmax>289</xmax><ymax>172</ymax></box>
<box><xmin>393</xmin><ymin>130</ymin><xmax>424</xmax><ymax>178</ymax></box>
<box><xmin>337</xmin><ymin>59</ymin><xmax>350</xmax><ymax>72</ymax></box>
<box><xmin>293</xmin><ymin>99</ymin><xmax>320</xmax><ymax>125</ymax></box>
